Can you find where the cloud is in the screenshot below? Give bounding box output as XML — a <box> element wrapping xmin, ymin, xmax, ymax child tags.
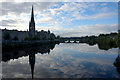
<box><xmin>36</xmin><ymin>25</ymin><xmax>63</xmax><ymax>32</ymax></box>
<box><xmin>91</xmin><ymin>12</ymin><xmax>116</xmax><ymax>19</ymax></box>
<box><xmin>1</xmin><ymin>2</ymin><xmax>59</xmax><ymax>29</ymax></box>
<box><xmin>2</xmin><ymin>20</ymin><xmax>18</xmax><ymax>25</ymax></box>
<box><xmin>1</xmin><ymin>0</ymin><xmax>119</xmax><ymax>2</ymax></box>
<box><xmin>35</xmin><ymin>24</ymin><xmax>118</xmax><ymax>37</ymax></box>
<box><xmin>47</xmin><ymin>2</ymin><xmax>117</xmax><ymax>23</ymax></box>
<box><xmin>100</xmin><ymin>3</ymin><xmax>107</xmax><ymax>6</ymax></box>
<box><xmin>73</xmin><ymin>12</ymin><xmax>116</xmax><ymax>20</ymax></box>
<box><xmin>37</xmin><ymin>17</ymin><xmax>55</xmax><ymax>23</ymax></box>
<box><xmin>1</xmin><ymin>2</ymin><xmax>57</xmax><ymax>15</ymax></box>
<box><xmin>100</xmin><ymin>7</ymin><xmax>109</xmax><ymax>12</ymax></box>
<box><xmin>1</xmin><ymin>2</ymin><xmax>118</xmax><ymax>37</ymax></box>
<box><xmin>57</xmin><ymin>24</ymin><xmax>118</xmax><ymax>37</ymax></box>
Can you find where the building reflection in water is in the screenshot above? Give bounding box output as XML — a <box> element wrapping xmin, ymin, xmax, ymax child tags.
<box><xmin>29</xmin><ymin>51</ymin><xmax>35</xmax><ymax>79</ymax></box>
<box><xmin>2</xmin><ymin>44</ymin><xmax>56</xmax><ymax>79</ymax></box>
<box><xmin>2</xmin><ymin>43</ymin><xmax>120</xmax><ymax>78</ymax></box>
<box><xmin>114</xmin><ymin>48</ymin><xmax>120</xmax><ymax>74</ymax></box>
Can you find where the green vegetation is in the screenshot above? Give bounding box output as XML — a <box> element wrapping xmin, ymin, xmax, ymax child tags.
<box><xmin>33</xmin><ymin>36</ymin><xmax>40</xmax><ymax>40</ymax></box>
<box><xmin>60</xmin><ymin>32</ymin><xmax>119</xmax><ymax>50</ymax></box>
<box><xmin>13</xmin><ymin>36</ymin><xmax>18</xmax><ymax>41</ymax></box>
<box><xmin>24</xmin><ymin>36</ymin><xmax>40</xmax><ymax>41</ymax></box>
<box><xmin>4</xmin><ymin>32</ymin><xmax>10</xmax><ymax>40</ymax></box>
<box><xmin>3</xmin><ymin>40</ymin><xmax>60</xmax><ymax>51</ymax></box>
<box><xmin>85</xmin><ymin>36</ymin><xmax>98</xmax><ymax>46</ymax></box>
<box><xmin>114</xmin><ymin>32</ymin><xmax>120</xmax><ymax>48</ymax></box>
<box><xmin>24</xmin><ymin>36</ymin><xmax>29</xmax><ymax>41</ymax></box>
<box><xmin>98</xmin><ymin>34</ymin><xmax>117</xmax><ymax>50</ymax></box>
<box><xmin>86</xmin><ymin>33</ymin><xmax>119</xmax><ymax>50</ymax></box>
<box><xmin>56</xmin><ymin>35</ymin><xmax>60</xmax><ymax>39</ymax></box>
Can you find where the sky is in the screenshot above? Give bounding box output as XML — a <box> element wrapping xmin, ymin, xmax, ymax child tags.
<box><xmin>0</xmin><ymin>2</ymin><xmax>119</xmax><ymax>37</ymax></box>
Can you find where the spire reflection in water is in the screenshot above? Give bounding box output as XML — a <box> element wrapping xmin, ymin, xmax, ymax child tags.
<box><xmin>2</xmin><ymin>43</ymin><xmax>56</xmax><ymax>79</ymax></box>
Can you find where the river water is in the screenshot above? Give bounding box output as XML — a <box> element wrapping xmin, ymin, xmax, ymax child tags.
<box><xmin>2</xmin><ymin>43</ymin><xmax>120</xmax><ymax>78</ymax></box>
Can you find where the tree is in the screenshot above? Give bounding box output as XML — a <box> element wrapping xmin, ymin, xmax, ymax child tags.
<box><xmin>24</xmin><ymin>36</ymin><xmax>29</xmax><ymax>41</ymax></box>
<box><xmin>33</xmin><ymin>36</ymin><xmax>40</xmax><ymax>40</ymax></box>
<box><xmin>13</xmin><ymin>36</ymin><xmax>18</xmax><ymax>41</ymax></box>
<box><xmin>56</xmin><ymin>35</ymin><xmax>60</xmax><ymax>39</ymax></box>
<box><xmin>4</xmin><ymin>32</ymin><xmax>10</xmax><ymax>40</ymax></box>
<box><xmin>98</xmin><ymin>34</ymin><xmax>117</xmax><ymax>50</ymax></box>
<box><xmin>48</xmin><ymin>30</ymin><xmax>50</xmax><ymax>34</ymax></box>
<box><xmin>114</xmin><ymin>32</ymin><xmax>120</xmax><ymax>48</ymax></box>
<box><xmin>50</xmin><ymin>33</ymin><xmax>56</xmax><ymax>40</ymax></box>
<box><xmin>118</xmin><ymin>32</ymin><xmax>120</xmax><ymax>48</ymax></box>
<box><xmin>86</xmin><ymin>36</ymin><xmax>97</xmax><ymax>45</ymax></box>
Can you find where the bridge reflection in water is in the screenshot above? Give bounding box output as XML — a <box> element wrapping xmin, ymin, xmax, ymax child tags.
<box><xmin>2</xmin><ymin>44</ymin><xmax>56</xmax><ymax>79</ymax></box>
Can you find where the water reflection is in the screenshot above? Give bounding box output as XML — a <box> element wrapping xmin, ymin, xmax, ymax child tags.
<box><xmin>2</xmin><ymin>44</ymin><xmax>56</xmax><ymax>78</ymax></box>
<box><xmin>114</xmin><ymin>48</ymin><xmax>120</xmax><ymax>74</ymax></box>
<box><xmin>29</xmin><ymin>50</ymin><xmax>35</xmax><ymax>79</ymax></box>
<box><xmin>2</xmin><ymin>43</ymin><xmax>120</xmax><ymax>78</ymax></box>
<box><xmin>2</xmin><ymin>44</ymin><xmax>56</xmax><ymax>62</ymax></box>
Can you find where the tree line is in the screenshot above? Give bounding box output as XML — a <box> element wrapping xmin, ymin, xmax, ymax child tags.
<box><xmin>60</xmin><ymin>32</ymin><xmax>120</xmax><ymax>50</ymax></box>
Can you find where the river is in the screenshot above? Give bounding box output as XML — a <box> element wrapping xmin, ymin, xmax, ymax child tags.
<box><xmin>2</xmin><ymin>43</ymin><xmax>120</xmax><ymax>78</ymax></box>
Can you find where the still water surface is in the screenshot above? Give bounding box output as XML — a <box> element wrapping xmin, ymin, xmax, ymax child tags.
<box><xmin>2</xmin><ymin>43</ymin><xmax>120</xmax><ymax>78</ymax></box>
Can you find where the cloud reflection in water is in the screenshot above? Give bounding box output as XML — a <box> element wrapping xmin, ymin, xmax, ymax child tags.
<box><xmin>2</xmin><ymin>43</ymin><xmax>120</xmax><ymax>78</ymax></box>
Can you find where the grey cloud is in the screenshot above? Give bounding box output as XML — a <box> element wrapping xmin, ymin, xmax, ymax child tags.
<box><xmin>1</xmin><ymin>2</ymin><xmax>57</xmax><ymax>29</ymax></box>
<box><xmin>59</xmin><ymin>31</ymin><xmax>89</xmax><ymax>37</ymax></box>
<box><xmin>2</xmin><ymin>62</ymin><xmax>64</xmax><ymax>78</ymax></box>
<box><xmin>2</xmin><ymin>63</ymin><xmax>31</xmax><ymax>78</ymax></box>
<box><xmin>2</xmin><ymin>20</ymin><xmax>17</xmax><ymax>24</ymax></box>
<box><xmin>58</xmin><ymin>24</ymin><xmax>118</xmax><ymax>37</ymax></box>
<box><xmin>0</xmin><ymin>20</ymin><xmax>18</xmax><ymax>27</ymax></box>
<box><xmin>2</xmin><ymin>2</ymin><xmax>57</xmax><ymax>15</ymax></box>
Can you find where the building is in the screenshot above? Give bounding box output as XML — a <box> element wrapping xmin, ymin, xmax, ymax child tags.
<box><xmin>2</xmin><ymin>6</ymin><xmax>56</xmax><ymax>41</ymax></box>
<box><xmin>29</xmin><ymin>5</ymin><xmax>35</xmax><ymax>39</ymax></box>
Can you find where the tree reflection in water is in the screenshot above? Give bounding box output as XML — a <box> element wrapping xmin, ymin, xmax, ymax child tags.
<box><xmin>2</xmin><ymin>43</ymin><xmax>120</xmax><ymax>79</ymax></box>
<box><xmin>114</xmin><ymin>48</ymin><xmax>120</xmax><ymax>74</ymax></box>
<box><xmin>2</xmin><ymin>43</ymin><xmax>56</xmax><ymax>79</ymax></box>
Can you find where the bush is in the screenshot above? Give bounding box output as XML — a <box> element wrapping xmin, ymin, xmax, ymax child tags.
<box><xmin>4</xmin><ymin>32</ymin><xmax>10</xmax><ymax>40</ymax></box>
<box><xmin>98</xmin><ymin>34</ymin><xmax>117</xmax><ymax>50</ymax></box>
<box><xmin>24</xmin><ymin>36</ymin><xmax>29</xmax><ymax>41</ymax></box>
<box><xmin>13</xmin><ymin>36</ymin><xmax>18</xmax><ymax>41</ymax></box>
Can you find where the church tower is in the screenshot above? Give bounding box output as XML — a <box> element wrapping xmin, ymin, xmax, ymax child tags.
<box><xmin>29</xmin><ymin>5</ymin><xmax>35</xmax><ymax>39</ymax></box>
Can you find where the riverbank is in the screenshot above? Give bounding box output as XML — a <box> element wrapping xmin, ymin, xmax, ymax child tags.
<box><xmin>2</xmin><ymin>40</ymin><xmax>60</xmax><ymax>51</ymax></box>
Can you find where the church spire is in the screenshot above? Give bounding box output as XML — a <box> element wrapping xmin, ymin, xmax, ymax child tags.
<box><xmin>31</xmin><ymin>5</ymin><xmax>34</xmax><ymax>22</ymax></box>
<box><xmin>29</xmin><ymin>5</ymin><xmax>35</xmax><ymax>39</ymax></box>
